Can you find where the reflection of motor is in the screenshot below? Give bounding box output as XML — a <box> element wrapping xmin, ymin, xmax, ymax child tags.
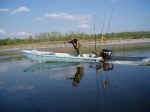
<box><xmin>95</xmin><ymin>63</ymin><xmax>113</xmax><ymax>72</ymax></box>
<box><xmin>103</xmin><ymin>63</ymin><xmax>113</xmax><ymax>71</ymax></box>
<box><xmin>100</xmin><ymin>49</ymin><xmax>112</xmax><ymax>59</ymax></box>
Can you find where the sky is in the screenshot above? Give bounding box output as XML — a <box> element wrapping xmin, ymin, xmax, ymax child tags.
<box><xmin>0</xmin><ymin>0</ymin><xmax>150</xmax><ymax>38</ymax></box>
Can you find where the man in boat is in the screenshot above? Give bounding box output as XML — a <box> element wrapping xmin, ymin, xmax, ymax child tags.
<box><xmin>68</xmin><ymin>35</ymin><xmax>80</xmax><ymax>56</ymax></box>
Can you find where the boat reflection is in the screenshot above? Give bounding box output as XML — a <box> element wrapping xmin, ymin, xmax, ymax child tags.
<box><xmin>24</xmin><ymin>61</ymin><xmax>114</xmax><ymax>88</ymax></box>
<box><xmin>24</xmin><ymin>62</ymin><xmax>79</xmax><ymax>72</ymax></box>
<box><xmin>96</xmin><ymin>63</ymin><xmax>114</xmax><ymax>72</ymax></box>
<box><xmin>66</xmin><ymin>62</ymin><xmax>114</xmax><ymax>88</ymax></box>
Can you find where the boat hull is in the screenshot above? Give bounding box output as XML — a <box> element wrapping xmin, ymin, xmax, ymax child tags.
<box><xmin>23</xmin><ymin>50</ymin><xmax>102</xmax><ymax>63</ymax></box>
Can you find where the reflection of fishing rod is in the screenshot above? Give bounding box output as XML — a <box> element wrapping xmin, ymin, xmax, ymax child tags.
<box><xmin>95</xmin><ymin>63</ymin><xmax>106</xmax><ymax>112</ymax></box>
<box><xmin>96</xmin><ymin>67</ymin><xmax>101</xmax><ymax>111</ymax></box>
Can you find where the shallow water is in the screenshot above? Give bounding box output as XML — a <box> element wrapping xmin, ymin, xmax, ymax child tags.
<box><xmin>0</xmin><ymin>49</ymin><xmax>150</xmax><ymax>112</ymax></box>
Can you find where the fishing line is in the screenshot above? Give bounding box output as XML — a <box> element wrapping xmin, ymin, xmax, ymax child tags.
<box><xmin>105</xmin><ymin>7</ymin><xmax>115</xmax><ymax>34</ymax></box>
<box><xmin>94</xmin><ymin>24</ymin><xmax>97</xmax><ymax>53</ymax></box>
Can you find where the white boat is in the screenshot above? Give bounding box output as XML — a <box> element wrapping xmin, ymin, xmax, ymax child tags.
<box><xmin>23</xmin><ymin>50</ymin><xmax>103</xmax><ymax>63</ymax></box>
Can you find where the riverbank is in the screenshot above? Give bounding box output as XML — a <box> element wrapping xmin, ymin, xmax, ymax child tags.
<box><xmin>0</xmin><ymin>38</ymin><xmax>150</xmax><ymax>49</ymax></box>
<box><xmin>0</xmin><ymin>38</ymin><xmax>150</xmax><ymax>55</ymax></box>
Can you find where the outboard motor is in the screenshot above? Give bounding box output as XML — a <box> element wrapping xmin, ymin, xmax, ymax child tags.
<box><xmin>100</xmin><ymin>49</ymin><xmax>112</xmax><ymax>59</ymax></box>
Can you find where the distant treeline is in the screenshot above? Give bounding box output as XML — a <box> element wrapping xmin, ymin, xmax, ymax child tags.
<box><xmin>105</xmin><ymin>31</ymin><xmax>150</xmax><ymax>39</ymax></box>
<box><xmin>0</xmin><ymin>31</ymin><xmax>150</xmax><ymax>46</ymax></box>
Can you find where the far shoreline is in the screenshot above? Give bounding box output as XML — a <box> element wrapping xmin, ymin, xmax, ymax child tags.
<box><xmin>0</xmin><ymin>38</ymin><xmax>150</xmax><ymax>54</ymax></box>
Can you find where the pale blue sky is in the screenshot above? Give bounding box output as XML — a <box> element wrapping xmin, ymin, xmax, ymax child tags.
<box><xmin>0</xmin><ymin>0</ymin><xmax>150</xmax><ymax>38</ymax></box>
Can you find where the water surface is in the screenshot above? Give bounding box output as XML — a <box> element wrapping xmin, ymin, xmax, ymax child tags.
<box><xmin>0</xmin><ymin>49</ymin><xmax>150</xmax><ymax>112</ymax></box>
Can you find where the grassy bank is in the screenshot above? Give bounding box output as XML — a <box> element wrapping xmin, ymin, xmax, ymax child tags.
<box><xmin>1</xmin><ymin>44</ymin><xmax>150</xmax><ymax>57</ymax></box>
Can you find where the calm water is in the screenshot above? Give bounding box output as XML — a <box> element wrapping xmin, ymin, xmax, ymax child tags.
<box><xmin>0</xmin><ymin>49</ymin><xmax>150</xmax><ymax>112</ymax></box>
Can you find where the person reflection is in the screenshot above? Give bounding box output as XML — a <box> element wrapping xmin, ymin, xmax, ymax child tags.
<box><xmin>72</xmin><ymin>66</ymin><xmax>84</xmax><ymax>87</ymax></box>
<box><xmin>96</xmin><ymin>64</ymin><xmax>102</xmax><ymax>72</ymax></box>
<box><xmin>104</xmin><ymin>81</ymin><xmax>109</xmax><ymax>88</ymax></box>
<box><xmin>66</xmin><ymin>66</ymin><xmax>84</xmax><ymax>88</ymax></box>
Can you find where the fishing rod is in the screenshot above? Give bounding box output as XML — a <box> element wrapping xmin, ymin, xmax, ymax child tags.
<box><xmin>100</xmin><ymin>11</ymin><xmax>107</xmax><ymax>42</ymax></box>
<box><xmin>88</xmin><ymin>24</ymin><xmax>92</xmax><ymax>55</ymax></box>
<box><xmin>105</xmin><ymin>7</ymin><xmax>114</xmax><ymax>35</ymax></box>
<box><xmin>94</xmin><ymin>24</ymin><xmax>97</xmax><ymax>53</ymax></box>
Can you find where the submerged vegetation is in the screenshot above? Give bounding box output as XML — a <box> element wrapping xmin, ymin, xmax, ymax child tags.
<box><xmin>0</xmin><ymin>31</ymin><xmax>150</xmax><ymax>46</ymax></box>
